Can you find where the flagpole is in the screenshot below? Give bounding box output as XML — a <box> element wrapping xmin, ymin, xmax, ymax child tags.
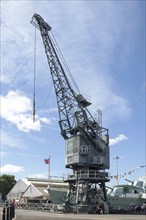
<box><xmin>47</xmin><ymin>156</ymin><xmax>51</xmax><ymax>190</ymax></box>
<box><xmin>113</xmin><ymin>155</ymin><xmax>120</xmax><ymax>185</ymax></box>
<box><xmin>44</xmin><ymin>157</ymin><xmax>51</xmax><ymax>189</ymax></box>
<box><xmin>48</xmin><ymin>156</ymin><xmax>50</xmax><ymax>183</ymax></box>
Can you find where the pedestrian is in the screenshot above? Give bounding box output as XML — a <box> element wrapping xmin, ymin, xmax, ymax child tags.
<box><xmin>96</xmin><ymin>202</ymin><xmax>103</xmax><ymax>214</ymax></box>
<box><xmin>141</xmin><ymin>202</ymin><xmax>146</xmax><ymax>214</ymax></box>
<box><xmin>135</xmin><ymin>205</ymin><xmax>142</xmax><ymax>214</ymax></box>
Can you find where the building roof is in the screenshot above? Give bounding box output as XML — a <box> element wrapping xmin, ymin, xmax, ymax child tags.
<box><xmin>22</xmin><ymin>184</ymin><xmax>47</xmax><ymax>199</ymax></box>
<box><xmin>7</xmin><ymin>178</ymin><xmax>31</xmax><ymax>199</ymax></box>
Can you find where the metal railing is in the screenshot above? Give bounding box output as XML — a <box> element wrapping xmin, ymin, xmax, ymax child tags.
<box><xmin>66</xmin><ymin>170</ymin><xmax>111</xmax><ymax>181</ymax></box>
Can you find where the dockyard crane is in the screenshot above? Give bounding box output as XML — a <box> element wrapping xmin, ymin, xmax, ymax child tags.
<box><xmin>31</xmin><ymin>14</ymin><xmax>110</xmax><ymax>213</ymax></box>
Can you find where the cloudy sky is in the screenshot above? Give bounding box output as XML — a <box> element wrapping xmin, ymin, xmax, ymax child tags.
<box><xmin>0</xmin><ymin>0</ymin><xmax>145</xmax><ymax>186</ymax></box>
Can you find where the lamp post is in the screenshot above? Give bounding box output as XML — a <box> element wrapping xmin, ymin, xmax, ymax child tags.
<box><xmin>113</xmin><ymin>156</ymin><xmax>120</xmax><ymax>185</ymax></box>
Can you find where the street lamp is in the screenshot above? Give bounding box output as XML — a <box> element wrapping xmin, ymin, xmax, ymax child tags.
<box><xmin>113</xmin><ymin>155</ymin><xmax>120</xmax><ymax>185</ymax></box>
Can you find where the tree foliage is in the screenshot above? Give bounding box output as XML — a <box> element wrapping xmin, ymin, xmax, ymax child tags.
<box><xmin>0</xmin><ymin>175</ymin><xmax>16</xmax><ymax>200</ymax></box>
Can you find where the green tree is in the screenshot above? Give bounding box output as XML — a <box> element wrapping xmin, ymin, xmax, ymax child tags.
<box><xmin>0</xmin><ymin>174</ymin><xmax>16</xmax><ymax>200</ymax></box>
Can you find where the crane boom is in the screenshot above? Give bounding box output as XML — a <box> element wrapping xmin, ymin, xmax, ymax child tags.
<box><xmin>31</xmin><ymin>15</ymin><xmax>91</xmax><ymax>135</ymax></box>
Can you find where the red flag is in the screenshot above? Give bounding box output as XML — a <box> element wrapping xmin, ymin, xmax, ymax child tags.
<box><xmin>44</xmin><ymin>158</ymin><xmax>50</xmax><ymax>164</ymax></box>
<box><xmin>114</xmin><ymin>175</ymin><xmax>118</xmax><ymax>179</ymax></box>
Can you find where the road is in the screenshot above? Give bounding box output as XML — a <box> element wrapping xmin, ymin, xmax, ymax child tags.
<box><xmin>14</xmin><ymin>209</ymin><xmax>146</xmax><ymax>220</ymax></box>
<box><xmin>0</xmin><ymin>208</ymin><xmax>145</xmax><ymax>220</ymax></box>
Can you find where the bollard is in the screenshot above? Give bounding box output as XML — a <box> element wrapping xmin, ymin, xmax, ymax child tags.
<box><xmin>5</xmin><ymin>205</ymin><xmax>9</xmax><ymax>220</ymax></box>
<box><xmin>2</xmin><ymin>207</ymin><xmax>5</xmax><ymax>220</ymax></box>
<box><xmin>10</xmin><ymin>205</ymin><xmax>15</xmax><ymax>219</ymax></box>
<box><xmin>7</xmin><ymin>206</ymin><xmax>11</xmax><ymax>220</ymax></box>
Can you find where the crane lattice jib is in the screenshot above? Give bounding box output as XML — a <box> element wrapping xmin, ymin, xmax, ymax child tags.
<box><xmin>31</xmin><ymin>14</ymin><xmax>107</xmax><ymax>152</ymax></box>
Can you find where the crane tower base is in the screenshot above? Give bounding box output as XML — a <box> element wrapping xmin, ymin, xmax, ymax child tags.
<box><xmin>64</xmin><ymin>170</ymin><xmax>110</xmax><ymax>213</ymax></box>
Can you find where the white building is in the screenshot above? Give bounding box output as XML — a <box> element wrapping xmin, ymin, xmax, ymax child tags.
<box><xmin>6</xmin><ymin>178</ymin><xmax>68</xmax><ymax>204</ymax></box>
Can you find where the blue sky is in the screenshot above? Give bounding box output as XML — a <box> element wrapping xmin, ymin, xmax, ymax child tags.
<box><xmin>0</xmin><ymin>0</ymin><xmax>145</xmax><ymax>187</ymax></box>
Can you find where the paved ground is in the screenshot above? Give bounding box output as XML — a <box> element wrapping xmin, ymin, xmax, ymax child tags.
<box><xmin>1</xmin><ymin>208</ymin><xmax>146</xmax><ymax>220</ymax></box>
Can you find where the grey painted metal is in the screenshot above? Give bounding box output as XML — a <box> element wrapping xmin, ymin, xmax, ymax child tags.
<box><xmin>31</xmin><ymin>14</ymin><xmax>110</xmax><ymax>212</ymax></box>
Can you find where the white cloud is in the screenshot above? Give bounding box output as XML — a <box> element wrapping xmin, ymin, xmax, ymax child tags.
<box><xmin>109</xmin><ymin>134</ymin><xmax>128</xmax><ymax>146</ymax></box>
<box><xmin>40</xmin><ymin>117</ymin><xmax>50</xmax><ymax>124</ymax></box>
<box><xmin>1</xmin><ymin>90</ymin><xmax>32</xmax><ymax>114</ymax></box>
<box><xmin>0</xmin><ymin>90</ymin><xmax>51</xmax><ymax>132</ymax></box>
<box><xmin>1</xmin><ymin>164</ymin><xmax>24</xmax><ymax>174</ymax></box>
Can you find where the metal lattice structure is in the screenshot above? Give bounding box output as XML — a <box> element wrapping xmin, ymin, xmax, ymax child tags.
<box><xmin>31</xmin><ymin>14</ymin><xmax>110</xmax><ymax>213</ymax></box>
